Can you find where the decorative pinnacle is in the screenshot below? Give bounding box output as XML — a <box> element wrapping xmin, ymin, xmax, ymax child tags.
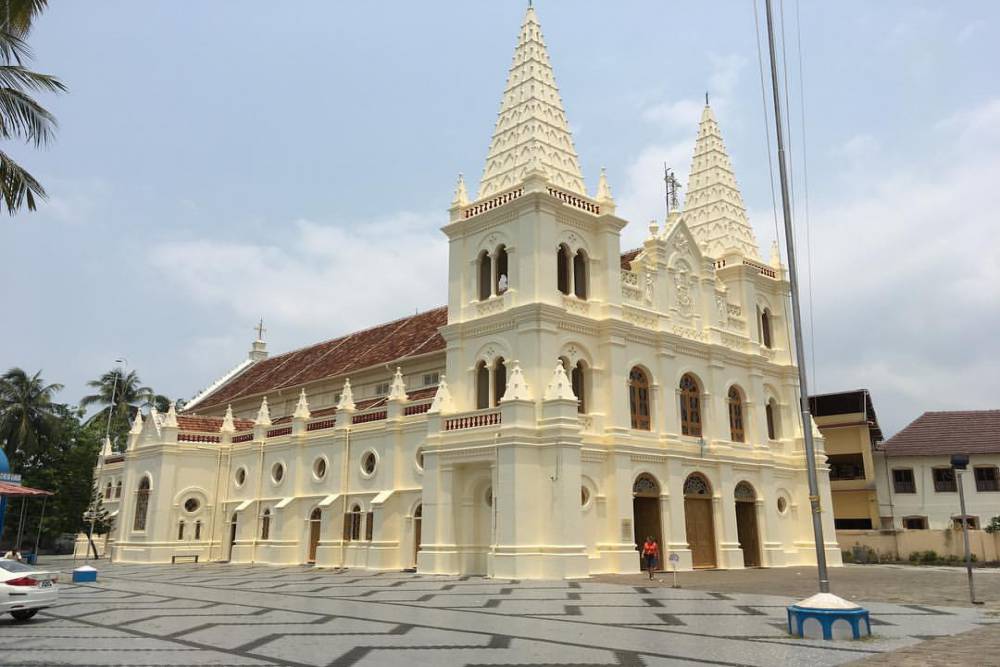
<box><xmin>337</xmin><ymin>379</ymin><xmax>356</xmax><ymax>411</ymax></box>
<box><xmin>501</xmin><ymin>360</ymin><xmax>531</xmax><ymax>402</ymax></box>
<box><xmin>544</xmin><ymin>358</ymin><xmax>577</xmax><ymax>401</ymax></box>
<box><xmin>163</xmin><ymin>401</ymin><xmax>179</xmax><ymax>428</ymax></box>
<box><xmin>255</xmin><ymin>396</ymin><xmax>272</xmax><ymax>427</ymax></box>
<box><xmin>596</xmin><ymin>167</ymin><xmax>614</xmax><ymax>203</ymax></box>
<box><xmin>452</xmin><ymin>173</ymin><xmax>469</xmax><ymax>207</ymax></box>
<box><xmin>293</xmin><ymin>389</ymin><xmax>311</xmax><ymax>420</ymax></box>
<box><xmin>428</xmin><ymin>375</ymin><xmax>455</xmax><ymax>414</ymax></box>
<box><xmin>130</xmin><ymin>409</ymin><xmax>144</xmax><ymax>435</ymax></box>
<box><xmin>387</xmin><ymin>367</ymin><xmax>408</xmax><ymax>402</ymax></box>
<box><xmin>220</xmin><ymin>405</ymin><xmax>236</xmax><ymax>433</ymax></box>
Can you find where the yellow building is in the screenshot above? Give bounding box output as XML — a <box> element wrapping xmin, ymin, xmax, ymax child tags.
<box><xmin>809</xmin><ymin>390</ymin><xmax>884</xmax><ymax>530</ymax></box>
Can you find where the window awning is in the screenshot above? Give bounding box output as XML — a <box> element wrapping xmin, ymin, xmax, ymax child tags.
<box><xmin>317</xmin><ymin>493</ymin><xmax>341</xmax><ymax>508</ymax></box>
<box><xmin>0</xmin><ymin>482</ymin><xmax>53</xmax><ymax>497</ymax></box>
<box><xmin>371</xmin><ymin>490</ymin><xmax>394</xmax><ymax>506</ymax></box>
<box><xmin>233</xmin><ymin>499</ymin><xmax>253</xmax><ymax>512</ymax></box>
<box><xmin>275</xmin><ymin>497</ymin><xmax>294</xmax><ymax>509</ymax></box>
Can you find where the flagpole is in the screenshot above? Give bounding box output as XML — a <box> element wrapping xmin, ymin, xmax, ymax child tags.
<box><xmin>763</xmin><ymin>0</ymin><xmax>829</xmax><ymax>593</ymax></box>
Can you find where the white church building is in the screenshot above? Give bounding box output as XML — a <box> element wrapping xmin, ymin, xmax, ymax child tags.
<box><xmin>94</xmin><ymin>6</ymin><xmax>840</xmax><ymax>578</ymax></box>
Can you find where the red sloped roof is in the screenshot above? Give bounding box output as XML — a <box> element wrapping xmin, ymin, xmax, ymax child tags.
<box><xmin>882</xmin><ymin>410</ymin><xmax>1000</xmax><ymax>456</ymax></box>
<box><xmin>621</xmin><ymin>248</ymin><xmax>642</xmax><ymax>270</ymax></box>
<box><xmin>0</xmin><ymin>481</ymin><xmax>53</xmax><ymax>497</ymax></box>
<box><xmin>176</xmin><ymin>415</ymin><xmax>254</xmax><ymax>433</ymax></box>
<box><xmin>191</xmin><ymin>307</ymin><xmax>448</xmax><ymax>411</ymax></box>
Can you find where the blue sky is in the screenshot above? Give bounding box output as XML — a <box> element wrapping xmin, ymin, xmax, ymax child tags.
<box><xmin>2</xmin><ymin>1</ymin><xmax>998</xmax><ymax>435</ymax></box>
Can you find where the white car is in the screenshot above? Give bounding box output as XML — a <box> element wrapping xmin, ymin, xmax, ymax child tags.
<box><xmin>0</xmin><ymin>558</ymin><xmax>59</xmax><ymax>621</ymax></box>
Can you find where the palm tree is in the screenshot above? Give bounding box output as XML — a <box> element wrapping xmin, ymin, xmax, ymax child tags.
<box><xmin>80</xmin><ymin>369</ymin><xmax>155</xmax><ymax>435</ymax></box>
<box><xmin>0</xmin><ymin>0</ymin><xmax>66</xmax><ymax>215</ymax></box>
<box><xmin>0</xmin><ymin>367</ymin><xmax>63</xmax><ymax>460</ymax></box>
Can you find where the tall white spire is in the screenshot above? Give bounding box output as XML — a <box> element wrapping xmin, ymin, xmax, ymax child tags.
<box><xmin>682</xmin><ymin>101</ymin><xmax>761</xmax><ymax>259</ymax></box>
<box><xmin>477</xmin><ymin>5</ymin><xmax>586</xmax><ymax>200</ymax></box>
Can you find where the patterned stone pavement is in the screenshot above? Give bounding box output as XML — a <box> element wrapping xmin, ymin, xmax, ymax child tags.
<box><xmin>0</xmin><ymin>562</ymin><xmax>994</xmax><ymax>666</ymax></box>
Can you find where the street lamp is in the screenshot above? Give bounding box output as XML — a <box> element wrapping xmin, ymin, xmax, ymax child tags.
<box><xmin>87</xmin><ymin>358</ymin><xmax>126</xmax><ymax>560</ymax></box>
<box><xmin>950</xmin><ymin>453</ymin><xmax>983</xmax><ymax>605</ymax></box>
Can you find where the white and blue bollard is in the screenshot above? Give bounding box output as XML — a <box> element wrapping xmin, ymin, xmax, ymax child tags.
<box><xmin>787</xmin><ymin>593</ymin><xmax>871</xmax><ymax>640</ymax></box>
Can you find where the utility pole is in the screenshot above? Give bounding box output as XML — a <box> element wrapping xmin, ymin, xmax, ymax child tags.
<box><xmin>763</xmin><ymin>0</ymin><xmax>829</xmax><ymax>593</ymax></box>
<box><xmin>951</xmin><ymin>454</ymin><xmax>983</xmax><ymax>605</ymax></box>
<box><xmin>88</xmin><ymin>358</ymin><xmax>126</xmax><ymax>559</ymax></box>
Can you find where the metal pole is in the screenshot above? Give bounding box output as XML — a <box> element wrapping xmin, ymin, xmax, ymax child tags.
<box><xmin>32</xmin><ymin>495</ymin><xmax>47</xmax><ymax>558</ymax></box>
<box><xmin>14</xmin><ymin>497</ymin><xmax>27</xmax><ymax>552</ymax></box>
<box><xmin>956</xmin><ymin>470</ymin><xmax>980</xmax><ymax>604</ymax></box>
<box><xmin>763</xmin><ymin>0</ymin><xmax>829</xmax><ymax>593</ymax></box>
<box><xmin>90</xmin><ymin>360</ymin><xmax>125</xmax><ymax>549</ymax></box>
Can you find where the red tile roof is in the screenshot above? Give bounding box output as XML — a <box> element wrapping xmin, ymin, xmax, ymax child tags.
<box><xmin>882</xmin><ymin>410</ymin><xmax>1000</xmax><ymax>457</ymax></box>
<box><xmin>190</xmin><ymin>307</ymin><xmax>448</xmax><ymax>412</ymax></box>
<box><xmin>177</xmin><ymin>414</ymin><xmax>254</xmax><ymax>433</ymax></box>
<box><xmin>621</xmin><ymin>248</ymin><xmax>642</xmax><ymax>270</ymax></box>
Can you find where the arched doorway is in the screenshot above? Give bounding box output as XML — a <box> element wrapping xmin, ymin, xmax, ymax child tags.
<box><xmin>307</xmin><ymin>508</ymin><xmax>322</xmax><ymax>564</ymax></box>
<box><xmin>632</xmin><ymin>474</ymin><xmax>662</xmax><ymax>570</ymax></box>
<box><xmin>412</xmin><ymin>504</ymin><xmax>422</xmax><ymax>567</ymax></box>
<box><xmin>227</xmin><ymin>513</ymin><xmax>238</xmax><ymax>561</ymax></box>
<box><xmin>683</xmin><ymin>473</ymin><xmax>717</xmax><ymax>568</ymax></box>
<box><xmin>734</xmin><ymin>482</ymin><xmax>761</xmax><ymax>567</ymax></box>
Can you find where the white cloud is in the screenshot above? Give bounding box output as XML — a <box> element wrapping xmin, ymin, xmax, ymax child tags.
<box><xmin>614</xmin><ymin>141</ymin><xmax>692</xmax><ymax>248</ymax></box>
<box><xmin>149</xmin><ymin>211</ymin><xmax>448</xmax><ymax>342</ymax></box>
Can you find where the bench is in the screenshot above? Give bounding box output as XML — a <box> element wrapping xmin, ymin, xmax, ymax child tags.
<box><xmin>171</xmin><ymin>554</ymin><xmax>199</xmax><ymax>564</ymax></box>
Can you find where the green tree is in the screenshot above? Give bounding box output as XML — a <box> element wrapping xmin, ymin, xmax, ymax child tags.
<box><xmin>80</xmin><ymin>369</ymin><xmax>158</xmax><ymax>450</ymax></box>
<box><xmin>0</xmin><ymin>0</ymin><xmax>66</xmax><ymax>215</ymax></box>
<box><xmin>82</xmin><ymin>482</ymin><xmax>113</xmax><ymax>558</ymax></box>
<box><xmin>0</xmin><ymin>367</ymin><xmax>62</xmax><ymax>463</ymax></box>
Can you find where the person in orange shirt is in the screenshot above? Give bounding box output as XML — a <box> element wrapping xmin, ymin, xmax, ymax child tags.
<box><xmin>641</xmin><ymin>536</ymin><xmax>659</xmax><ymax>580</ymax></box>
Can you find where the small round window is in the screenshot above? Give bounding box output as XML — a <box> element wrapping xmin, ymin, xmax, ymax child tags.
<box><xmin>184</xmin><ymin>498</ymin><xmax>200</xmax><ymax>513</ymax></box>
<box><xmin>313</xmin><ymin>457</ymin><xmax>327</xmax><ymax>480</ymax></box>
<box><xmin>361</xmin><ymin>451</ymin><xmax>377</xmax><ymax>476</ymax></box>
<box><xmin>272</xmin><ymin>462</ymin><xmax>285</xmax><ymax>484</ymax></box>
<box><xmin>777</xmin><ymin>496</ymin><xmax>788</xmax><ymax>515</ymax></box>
<box><xmin>415</xmin><ymin>447</ymin><xmax>424</xmax><ymax>471</ymax></box>
<box><xmin>581</xmin><ymin>486</ymin><xmax>590</xmax><ymax>507</ymax></box>
<box><xmin>235</xmin><ymin>467</ymin><xmax>247</xmax><ymax>487</ymax></box>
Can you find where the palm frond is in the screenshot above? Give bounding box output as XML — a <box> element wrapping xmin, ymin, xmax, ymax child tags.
<box><xmin>0</xmin><ymin>65</ymin><xmax>64</xmax><ymax>92</ymax></box>
<box><xmin>0</xmin><ymin>28</ymin><xmax>32</xmax><ymax>65</ymax></box>
<box><xmin>0</xmin><ymin>85</ymin><xmax>58</xmax><ymax>145</ymax></box>
<box><xmin>3</xmin><ymin>0</ymin><xmax>48</xmax><ymax>37</ymax></box>
<box><xmin>0</xmin><ymin>147</ymin><xmax>44</xmax><ymax>213</ymax></box>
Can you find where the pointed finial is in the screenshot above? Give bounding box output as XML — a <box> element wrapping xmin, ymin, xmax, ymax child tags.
<box><xmin>452</xmin><ymin>173</ymin><xmax>469</xmax><ymax>207</ymax></box>
<box><xmin>388</xmin><ymin>367</ymin><xmax>408</xmax><ymax>402</ymax></box>
<box><xmin>220</xmin><ymin>405</ymin><xmax>236</xmax><ymax>433</ymax></box>
<box><xmin>596</xmin><ymin>167</ymin><xmax>614</xmax><ymax>203</ymax></box>
<box><xmin>428</xmin><ymin>375</ymin><xmax>455</xmax><ymax>414</ymax></box>
<box><xmin>770</xmin><ymin>239</ymin><xmax>782</xmax><ymax>268</ymax></box>
<box><xmin>501</xmin><ymin>360</ymin><xmax>531</xmax><ymax>402</ymax></box>
<box><xmin>255</xmin><ymin>318</ymin><xmax>266</xmax><ymax>341</ymax></box>
<box><xmin>705</xmin><ymin>91</ymin><xmax>710</xmax><ymax>106</ymax></box>
<box><xmin>163</xmin><ymin>401</ymin><xmax>179</xmax><ymax>428</ymax></box>
<box><xmin>100</xmin><ymin>435</ymin><xmax>113</xmax><ymax>457</ymax></box>
<box><xmin>544</xmin><ymin>359</ymin><xmax>577</xmax><ymax>401</ymax></box>
<box><xmin>130</xmin><ymin>409</ymin><xmax>144</xmax><ymax>435</ymax></box>
<box><xmin>293</xmin><ymin>389</ymin><xmax>311</xmax><ymax>420</ymax></box>
<box><xmin>336</xmin><ymin>379</ymin><xmax>356</xmax><ymax>411</ymax></box>
<box><xmin>255</xmin><ymin>396</ymin><xmax>272</xmax><ymax>427</ymax></box>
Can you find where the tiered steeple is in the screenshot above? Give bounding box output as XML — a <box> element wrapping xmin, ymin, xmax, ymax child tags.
<box><xmin>682</xmin><ymin>102</ymin><xmax>760</xmax><ymax>259</ymax></box>
<box><xmin>477</xmin><ymin>6</ymin><xmax>586</xmax><ymax>199</ymax></box>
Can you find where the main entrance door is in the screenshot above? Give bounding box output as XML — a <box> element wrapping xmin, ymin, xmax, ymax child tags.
<box><xmin>683</xmin><ymin>473</ymin><xmax>717</xmax><ymax>569</ymax></box>
<box><xmin>734</xmin><ymin>482</ymin><xmax>761</xmax><ymax>567</ymax></box>
<box><xmin>632</xmin><ymin>474</ymin><xmax>662</xmax><ymax>570</ymax></box>
<box><xmin>307</xmin><ymin>508</ymin><xmax>321</xmax><ymax>563</ymax></box>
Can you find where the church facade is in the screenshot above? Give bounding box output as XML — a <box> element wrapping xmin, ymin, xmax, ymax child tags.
<box><xmin>93</xmin><ymin>6</ymin><xmax>841</xmax><ymax>578</ymax></box>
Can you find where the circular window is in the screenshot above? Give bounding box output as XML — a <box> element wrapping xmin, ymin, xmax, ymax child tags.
<box><xmin>485</xmin><ymin>485</ymin><xmax>493</xmax><ymax>507</ymax></box>
<box><xmin>313</xmin><ymin>457</ymin><xmax>327</xmax><ymax>480</ymax></box>
<box><xmin>777</xmin><ymin>496</ymin><xmax>788</xmax><ymax>515</ymax></box>
<box><xmin>415</xmin><ymin>447</ymin><xmax>424</xmax><ymax>471</ymax></box>
<box><xmin>184</xmin><ymin>498</ymin><xmax>200</xmax><ymax>513</ymax></box>
<box><xmin>581</xmin><ymin>486</ymin><xmax>590</xmax><ymax>507</ymax></box>
<box><xmin>235</xmin><ymin>467</ymin><xmax>247</xmax><ymax>487</ymax></box>
<box><xmin>271</xmin><ymin>462</ymin><xmax>285</xmax><ymax>484</ymax></box>
<box><xmin>361</xmin><ymin>451</ymin><xmax>377</xmax><ymax>476</ymax></box>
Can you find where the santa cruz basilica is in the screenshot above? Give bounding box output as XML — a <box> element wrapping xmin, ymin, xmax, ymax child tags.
<box><xmin>93</xmin><ymin>6</ymin><xmax>840</xmax><ymax>578</ymax></box>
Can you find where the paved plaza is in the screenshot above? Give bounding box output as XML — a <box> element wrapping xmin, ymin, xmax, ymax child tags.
<box><xmin>0</xmin><ymin>562</ymin><xmax>996</xmax><ymax>666</ymax></box>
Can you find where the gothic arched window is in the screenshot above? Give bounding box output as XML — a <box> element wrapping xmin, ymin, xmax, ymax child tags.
<box><xmin>728</xmin><ymin>386</ymin><xmax>745</xmax><ymax>443</ymax></box>
<box><xmin>683</xmin><ymin>473</ymin><xmax>712</xmax><ymax>497</ymax></box>
<box><xmin>478</xmin><ymin>250</ymin><xmax>492</xmax><ymax>301</ymax></box>
<box><xmin>557</xmin><ymin>244</ymin><xmax>571</xmax><ymax>295</ymax></box>
<box><xmin>572</xmin><ymin>361</ymin><xmax>586</xmax><ymax>414</ymax></box>
<box><xmin>628</xmin><ymin>367</ymin><xmax>651</xmax><ymax>431</ymax></box>
<box><xmin>350</xmin><ymin>504</ymin><xmax>362</xmax><ymax>541</ymax></box>
<box><xmin>260</xmin><ymin>509</ymin><xmax>271</xmax><ymax>540</ymax></box>
<box><xmin>679</xmin><ymin>374</ymin><xmax>702</xmax><ymax>437</ymax></box>
<box><xmin>495</xmin><ymin>245</ymin><xmax>509</xmax><ymax>295</ymax></box>
<box><xmin>573</xmin><ymin>250</ymin><xmax>588</xmax><ymax>299</ymax></box>
<box><xmin>115</xmin><ymin>480</ymin><xmax>122</xmax><ymax>498</ymax></box>
<box><xmin>476</xmin><ymin>361</ymin><xmax>490</xmax><ymax>410</ymax></box>
<box><xmin>761</xmin><ymin>309</ymin><xmax>773</xmax><ymax>349</ymax></box>
<box><xmin>766</xmin><ymin>399</ymin><xmax>779</xmax><ymax>440</ymax></box>
<box><xmin>177</xmin><ymin>521</ymin><xmax>185</xmax><ymax>540</ymax></box>
<box><xmin>493</xmin><ymin>357</ymin><xmax>507</xmax><ymax>406</ymax></box>
<box><xmin>133</xmin><ymin>476</ymin><xmax>151</xmax><ymax>531</ymax></box>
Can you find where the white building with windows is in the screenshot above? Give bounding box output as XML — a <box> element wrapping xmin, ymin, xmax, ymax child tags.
<box><xmin>874</xmin><ymin>410</ymin><xmax>1000</xmax><ymax>531</ymax></box>
<box><xmin>94</xmin><ymin>6</ymin><xmax>840</xmax><ymax>578</ymax></box>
